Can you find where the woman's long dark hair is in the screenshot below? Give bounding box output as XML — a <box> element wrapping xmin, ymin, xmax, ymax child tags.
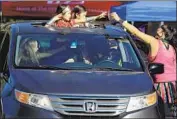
<box><xmin>72</xmin><ymin>5</ymin><xmax>87</xmax><ymax>19</ymax></box>
<box><xmin>161</xmin><ymin>24</ymin><xmax>177</xmax><ymax>53</ymax></box>
<box><xmin>56</xmin><ymin>4</ymin><xmax>69</xmax><ymax>15</ymax></box>
<box><xmin>19</xmin><ymin>38</ymin><xmax>39</xmax><ymax>65</ymax></box>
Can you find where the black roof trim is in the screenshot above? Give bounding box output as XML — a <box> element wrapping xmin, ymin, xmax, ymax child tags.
<box><xmin>1</xmin><ymin>20</ymin><xmax>48</xmax><ymax>32</ymax></box>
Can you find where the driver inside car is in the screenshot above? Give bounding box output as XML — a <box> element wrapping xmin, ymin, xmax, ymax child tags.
<box><xmin>65</xmin><ymin>53</ymin><xmax>92</xmax><ymax>65</ymax></box>
<box><xmin>108</xmin><ymin>39</ymin><xmax>123</xmax><ymax>67</ymax></box>
<box><xmin>64</xmin><ymin>41</ymin><xmax>92</xmax><ymax>65</ymax></box>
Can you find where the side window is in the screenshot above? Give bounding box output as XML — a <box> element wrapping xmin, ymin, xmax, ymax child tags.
<box><xmin>0</xmin><ymin>31</ymin><xmax>10</xmax><ymax>90</ymax></box>
<box><xmin>0</xmin><ymin>31</ymin><xmax>10</xmax><ymax>73</ymax></box>
<box><xmin>119</xmin><ymin>40</ymin><xmax>141</xmax><ymax>69</ymax></box>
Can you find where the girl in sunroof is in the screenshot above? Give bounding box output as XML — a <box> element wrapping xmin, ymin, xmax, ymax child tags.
<box><xmin>46</xmin><ymin>4</ymin><xmax>107</xmax><ymax>28</ymax></box>
<box><xmin>71</xmin><ymin>5</ymin><xmax>107</xmax><ymax>27</ymax></box>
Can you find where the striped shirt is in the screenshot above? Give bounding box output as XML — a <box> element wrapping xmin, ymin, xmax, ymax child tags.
<box><xmin>55</xmin><ymin>19</ymin><xmax>76</xmax><ymax>28</ymax></box>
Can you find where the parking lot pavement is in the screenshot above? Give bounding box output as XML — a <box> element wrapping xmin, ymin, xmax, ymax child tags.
<box><xmin>165</xmin><ymin>106</ymin><xmax>176</xmax><ymax>119</ymax></box>
<box><xmin>165</xmin><ymin>115</ymin><xmax>175</xmax><ymax>118</ymax></box>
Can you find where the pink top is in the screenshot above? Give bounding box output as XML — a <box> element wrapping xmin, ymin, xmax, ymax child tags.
<box><xmin>148</xmin><ymin>40</ymin><xmax>176</xmax><ymax>83</ymax></box>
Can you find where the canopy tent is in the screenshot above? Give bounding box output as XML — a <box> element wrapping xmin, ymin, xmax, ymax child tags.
<box><xmin>110</xmin><ymin>1</ymin><xmax>176</xmax><ymax>21</ymax></box>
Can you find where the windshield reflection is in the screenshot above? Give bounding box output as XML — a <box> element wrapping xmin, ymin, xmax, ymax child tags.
<box><xmin>15</xmin><ymin>33</ymin><xmax>142</xmax><ymax>71</ymax></box>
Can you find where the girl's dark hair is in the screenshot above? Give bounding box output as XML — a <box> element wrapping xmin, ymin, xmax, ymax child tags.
<box><xmin>56</xmin><ymin>4</ymin><xmax>69</xmax><ymax>14</ymax></box>
<box><xmin>72</xmin><ymin>5</ymin><xmax>87</xmax><ymax>19</ymax></box>
<box><xmin>161</xmin><ymin>24</ymin><xmax>177</xmax><ymax>52</ymax></box>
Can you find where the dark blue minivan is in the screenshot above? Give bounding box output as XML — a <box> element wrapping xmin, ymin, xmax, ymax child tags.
<box><xmin>0</xmin><ymin>21</ymin><xmax>165</xmax><ymax>118</ymax></box>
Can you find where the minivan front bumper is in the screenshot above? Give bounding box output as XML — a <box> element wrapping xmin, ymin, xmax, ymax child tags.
<box><xmin>4</xmin><ymin>104</ymin><xmax>162</xmax><ymax>118</ymax></box>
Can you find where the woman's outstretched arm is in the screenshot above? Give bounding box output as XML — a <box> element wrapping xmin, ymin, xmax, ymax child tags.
<box><xmin>38</xmin><ymin>46</ymin><xmax>66</xmax><ymax>59</ymax></box>
<box><xmin>86</xmin><ymin>12</ymin><xmax>107</xmax><ymax>22</ymax></box>
<box><xmin>111</xmin><ymin>12</ymin><xmax>159</xmax><ymax>57</ymax></box>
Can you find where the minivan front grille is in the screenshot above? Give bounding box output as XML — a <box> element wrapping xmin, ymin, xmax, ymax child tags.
<box><xmin>49</xmin><ymin>95</ymin><xmax>129</xmax><ymax>116</ymax></box>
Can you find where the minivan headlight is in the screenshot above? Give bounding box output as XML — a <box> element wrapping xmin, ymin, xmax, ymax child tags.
<box><xmin>15</xmin><ymin>89</ymin><xmax>53</xmax><ymax>111</ymax></box>
<box><xmin>126</xmin><ymin>92</ymin><xmax>157</xmax><ymax>112</ymax></box>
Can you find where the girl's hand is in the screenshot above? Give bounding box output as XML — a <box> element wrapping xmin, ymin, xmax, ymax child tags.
<box><xmin>51</xmin><ymin>14</ymin><xmax>62</xmax><ymax>21</ymax></box>
<box><xmin>45</xmin><ymin>14</ymin><xmax>62</xmax><ymax>27</ymax></box>
<box><xmin>111</xmin><ymin>12</ymin><xmax>121</xmax><ymax>21</ymax></box>
<box><xmin>97</xmin><ymin>12</ymin><xmax>107</xmax><ymax>19</ymax></box>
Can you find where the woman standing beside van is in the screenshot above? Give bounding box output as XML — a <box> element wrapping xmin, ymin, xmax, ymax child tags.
<box><xmin>111</xmin><ymin>12</ymin><xmax>177</xmax><ymax>116</ymax></box>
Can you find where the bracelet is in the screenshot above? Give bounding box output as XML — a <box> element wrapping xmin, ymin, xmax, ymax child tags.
<box><xmin>118</xmin><ymin>19</ymin><xmax>125</xmax><ymax>25</ymax></box>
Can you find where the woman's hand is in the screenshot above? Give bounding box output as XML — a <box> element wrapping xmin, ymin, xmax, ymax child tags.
<box><xmin>46</xmin><ymin>14</ymin><xmax>62</xmax><ymax>27</ymax></box>
<box><xmin>110</xmin><ymin>13</ymin><xmax>158</xmax><ymax>56</ymax></box>
<box><xmin>111</xmin><ymin>12</ymin><xmax>121</xmax><ymax>21</ymax></box>
<box><xmin>97</xmin><ymin>12</ymin><xmax>107</xmax><ymax>19</ymax></box>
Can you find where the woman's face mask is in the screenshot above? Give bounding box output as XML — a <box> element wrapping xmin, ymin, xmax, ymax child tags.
<box><xmin>156</xmin><ymin>27</ymin><xmax>165</xmax><ymax>38</ymax></box>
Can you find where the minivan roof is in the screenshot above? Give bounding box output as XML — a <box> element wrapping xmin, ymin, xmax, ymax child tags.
<box><xmin>10</xmin><ymin>21</ymin><xmax>128</xmax><ymax>36</ymax></box>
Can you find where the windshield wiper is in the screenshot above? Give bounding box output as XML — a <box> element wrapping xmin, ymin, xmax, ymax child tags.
<box><xmin>30</xmin><ymin>65</ymin><xmax>72</xmax><ymax>70</ymax></box>
<box><xmin>37</xmin><ymin>65</ymin><xmax>93</xmax><ymax>70</ymax></box>
<box><xmin>94</xmin><ymin>67</ymin><xmax>134</xmax><ymax>71</ymax></box>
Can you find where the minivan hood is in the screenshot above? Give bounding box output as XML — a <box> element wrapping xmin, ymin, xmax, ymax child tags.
<box><xmin>12</xmin><ymin>69</ymin><xmax>153</xmax><ymax>96</ymax></box>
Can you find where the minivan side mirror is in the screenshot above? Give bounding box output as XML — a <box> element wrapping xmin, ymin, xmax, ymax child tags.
<box><xmin>0</xmin><ymin>72</ymin><xmax>4</xmax><ymax>79</ymax></box>
<box><xmin>0</xmin><ymin>72</ymin><xmax>9</xmax><ymax>84</ymax></box>
<box><xmin>148</xmin><ymin>63</ymin><xmax>164</xmax><ymax>75</ymax></box>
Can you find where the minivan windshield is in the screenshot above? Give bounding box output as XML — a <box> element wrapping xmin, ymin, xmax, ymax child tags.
<box><xmin>14</xmin><ymin>33</ymin><xmax>142</xmax><ymax>71</ymax></box>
